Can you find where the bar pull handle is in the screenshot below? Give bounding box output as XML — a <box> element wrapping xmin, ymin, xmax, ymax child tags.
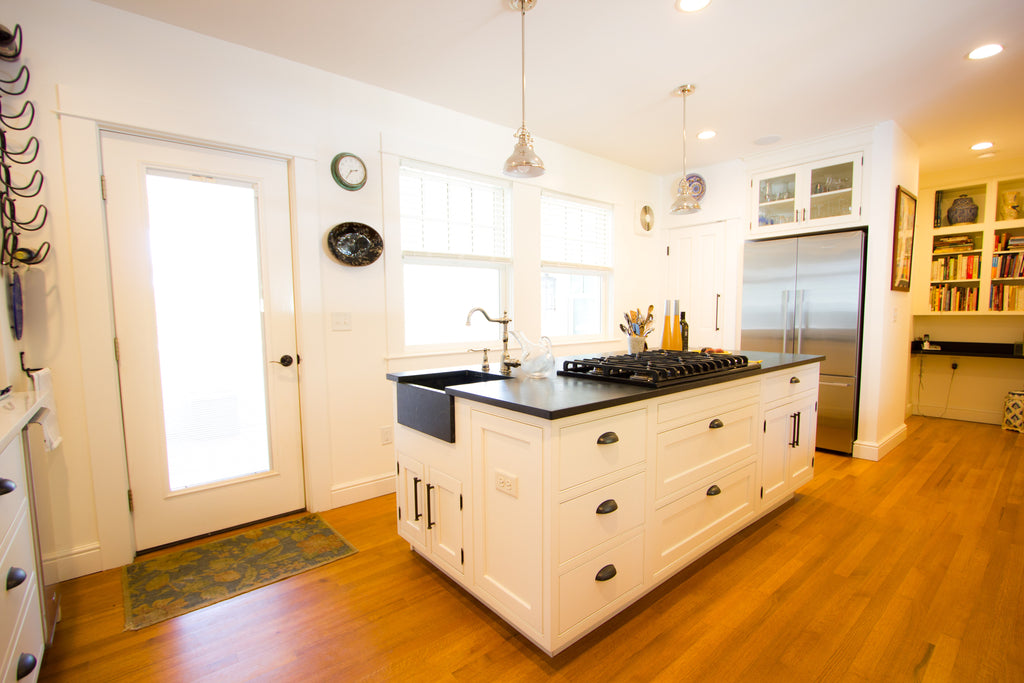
<box><xmin>715</xmin><ymin>293</ymin><xmax>721</xmax><ymax>331</ymax></box>
<box><xmin>706</xmin><ymin>484</ymin><xmax>722</xmax><ymax>496</ymax></box>
<box><xmin>789</xmin><ymin>413</ymin><xmax>799</xmax><ymax>447</ymax></box>
<box><xmin>595</xmin><ymin>499</ymin><xmax>618</xmax><ymax>515</ymax></box>
<box><xmin>596</xmin><ymin>432</ymin><xmax>619</xmax><ymax>445</ymax></box>
<box><xmin>412</xmin><ymin>476</ymin><xmax>422</xmax><ymax>521</ymax></box>
<box><xmin>6</xmin><ymin>567</ymin><xmax>27</xmax><ymax>591</ymax></box>
<box><xmin>0</xmin><ymin>478</ymin><xmax>15</xmax><ymax>496</ymax></box>
<box><xmin>426</xmin><ymin>483</ymin><xmax>435</xmax><ymax>529</ymax></box>
<box><xmin>709</xmin><ymin>418</ymin><xmax>724</xmax><ymax>429</ymax></box>
<box><xmin>595</xmin><ymin>564</ymin><xmax>617</xmax><ymax>582</ymax></box>
<box><xmin>793</xmin><ymin>412</ymin><xmax>801</xmax><ymax>447</ymax></box>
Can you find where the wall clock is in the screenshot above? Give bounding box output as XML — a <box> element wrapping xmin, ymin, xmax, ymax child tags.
<box><xmin>330</xmin><ymin>152</ymin><xmax>367</xmax><ymax>191</ymax></box>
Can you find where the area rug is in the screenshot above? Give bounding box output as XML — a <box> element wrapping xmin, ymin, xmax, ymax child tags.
<box><xmin>122</xmin><ymin>513</ymin><xmax>356</xmax><ymax>630</ymax></box>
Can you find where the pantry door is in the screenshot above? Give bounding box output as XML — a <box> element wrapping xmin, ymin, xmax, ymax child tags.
<box><xmin>101</xmin><ymin>132</ymin><xmax>305</xmax><ymax>551</ymax></box>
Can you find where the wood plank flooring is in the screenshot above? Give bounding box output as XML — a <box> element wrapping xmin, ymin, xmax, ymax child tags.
<box><xmin>38</xmin><ymin>416</ymin><xmax>1024</xmax><ymax>682</ymax></box>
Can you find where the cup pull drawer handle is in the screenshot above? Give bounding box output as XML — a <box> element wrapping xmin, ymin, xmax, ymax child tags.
<box><xmin>709</xmin><ymin>418</ymin><xmax>724</xmax><ymax>429</ymax></box>
<box><xmin>6</xmin><ymin>567</ymin><xmax>26</xmax><ymax>591</ymax></box>
<box><xmin>0</xmin><ymin>478</ymin><xmax>15</xmax><ymax>496</ymax></box>
<box><xmin>16</xmin><ymin>653</ymin><xmax>37</xmax><ymax>680</ymax></box>
<box><xmin>595</xmin><ymin>499</ymin><xmax>618</xmax><ymax>515</ymax></box>
<box><xmin>596</xmin><ymin>432</ymin><xmax>619</xmax><ymax>445</ymax></box>
<box><xmin>789</xmin><ymin>376</ymin><xmax>801</xmax><ymax>384</ymax></box>
<box><xmin>706</xmin><ymin>484</ymin><xmax>722</xmax><ymax>496</ymax></box>
<box><xmin>595</xmin><ymin>564</ymin><xmax>617</xmax><ymax>582</ymax></box>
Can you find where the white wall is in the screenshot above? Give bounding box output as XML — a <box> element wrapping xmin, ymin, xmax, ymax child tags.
<box><xmin>12</xmin><ymin>0</ymin><xmax>661</xmax><ymax>578</ymax></box>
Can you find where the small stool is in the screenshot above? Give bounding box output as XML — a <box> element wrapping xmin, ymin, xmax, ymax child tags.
<box><xmin>1002</xmin><ymin>391</ymin><xmax>1024</xmax><ymax>432</ymax></box>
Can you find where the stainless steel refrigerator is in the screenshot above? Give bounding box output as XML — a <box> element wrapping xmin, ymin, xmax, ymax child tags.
<box><xmin>741</xmin><ymin>229</ymin><xmax>866</xmax><ymax>454</ymax></box>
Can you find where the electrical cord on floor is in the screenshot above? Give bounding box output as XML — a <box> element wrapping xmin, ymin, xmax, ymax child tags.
<box><xmin>940</xmin><ymin>361</ymin><xmax>958</xmax><ymax>418</ymax></box>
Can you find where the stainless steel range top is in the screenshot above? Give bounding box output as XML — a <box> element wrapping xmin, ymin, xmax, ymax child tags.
<box><xmin>558</xmin><ymin>350</ymin><xmax>758</xmax><ymax>388</ymax></box>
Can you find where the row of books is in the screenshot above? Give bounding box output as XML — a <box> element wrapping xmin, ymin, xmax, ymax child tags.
<box><xmin>993</xmin><ymin>233</ymin><xmax>1024</xmax><ymax>252</ymax></box>
<box><xmin>990</xmin><ymin>284</ymin><xmax>1024</xmax><ymax>311</ymax></box>
<box><xmin>932</xmin><ymin>235</ymin><xmax>977</xmax><ymax>254</ymax></box>
<box><xmin>929</xmin><ymin>284</ymin><xmax>979</xmax><ymax>312</ymax></box>
<box><xmin>992</xmin><ymin>252</ymin><xmax>1024</xmax><ymax>279</ymax></box>
<box><xmin>931</xmin><ymin>254</ymin><xmax>981</xmax><ymax>281</ymax></box>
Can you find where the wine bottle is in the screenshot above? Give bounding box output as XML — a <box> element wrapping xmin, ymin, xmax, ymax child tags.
<box><xmin>679</xmin><ymin>311</ymin><xmax>689</xmax><ymax>352</ymax></box>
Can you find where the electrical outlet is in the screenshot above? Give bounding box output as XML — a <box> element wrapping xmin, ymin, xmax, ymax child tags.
<box><xmin>380</xmin><ymin>426</ymin><xmax>393</xmax><ymax>445</ymax></box>
<box><xmin>495</xmin><ymin>469</ymin><xmax>518</xmax><ymax>498</ymax></box>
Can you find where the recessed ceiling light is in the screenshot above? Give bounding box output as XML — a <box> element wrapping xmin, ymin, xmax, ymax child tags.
<box><xmin>676</xmin><ymin>0</ymin><xmax>711</xmax><ymax>12</ymax></box>
<box><xmin>971</xmin><ymin>141</ymin><xmax>994</xmax><ymax>151</ymax></box>
<box><xmin>967</xmin><ymin>43</ymin><xmax>1003</xmax><ymax>60</ymax></box>
<box><xmin>697</xmin><ymin>130</ymin><xmax>716</xmax><ymax>140</ymax></box>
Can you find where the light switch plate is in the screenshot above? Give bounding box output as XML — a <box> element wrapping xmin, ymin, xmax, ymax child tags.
<box><xmin>332</xmin><ymin>312</ymin><xmax>353</xmax><ymax>331</ymax></box>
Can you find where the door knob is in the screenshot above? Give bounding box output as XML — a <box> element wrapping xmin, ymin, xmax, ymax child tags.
<box><xmin>271</xmin><ymin>354</ymin><xmax>296</xmax><ymax>367</ymax></box>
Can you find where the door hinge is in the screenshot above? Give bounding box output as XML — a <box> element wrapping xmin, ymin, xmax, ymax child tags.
<box><xmin>763</xmin><ymin>419</ymin><xmax>766</xmax><ymax>433</ymax></box>
<box><xmin>459</xmin><ymin>494</ymin><xmax>463</xmax><ymax>511</ymax></box>
<box><xmin>760</xmin><ymin>486</ymin><xmax>763</xmax><ymax>499</ymax></box>
<box><xmin>100</xmin><ymin>174</ymin><xmax>107</xmax><ymax>200</ymax></box>
<box><xmin>113</xmin><ymin>337</ymin><xmax>120</xmax><ymax>363</ymax></box>
<box><xmin>666</xmin><ymin>246</ymin><xmax>670</xmax><ymax>256</ymax></box>
<box><xmin>396</xmin><ymin>461</ymin><xmax>400</xmax><ymax>475</ymax></box>
<box><xmin>397</xmin><ymin>506</ymin><xmax>401</xmax><ymax>521</ymax></box>
<box><xmin>460</xmin><ymin>548</ymin><xmax>464</xmax><ymax>565</ymax></box>
<box><xmin>812</xmin><ymin>456</ymin><xmax>815</xmax><ymax>467</ymax></box>
<box><xmin>127</xmin><ymin>489</ymin><xmax>134</xmax><ymax>512</ymax></box>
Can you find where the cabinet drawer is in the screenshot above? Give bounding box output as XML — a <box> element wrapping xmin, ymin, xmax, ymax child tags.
<box><xmin>558</xmin><ymin>409</ymin><xmax>646</xmax><ymax>490</ymax></box>
<box><xmin>0</xmin><ymin>508</ymin><xmax>36</xmax><ymax>665</ymax></box>
<box><xmin>0</xmin><ymin>437</ymin><xmax>27</xmax><ymax>541</ymax></box>
<box><xmin>763</xmin><ymin>365</ymin><xmax>819</xmax><ymax>404</ymax></box>
<box><xmin>3</xmin><ymin>581</ymin><xmax>42</xmax><ymax>683</ymax></box>
<box><xmin>651</xmin><ymin>462</ymin><xmax>757</xmax><ymax>578</ymax></box>
<box><xmin>655</xmin><ymin>404</ymin><xmax>757</xmax><ymax>502</ymax></box>
<box><xmin>559</xmin><ymin>473</ymin><xmax>644</xmax><ymax>564</ymax></box>
<box><xmin>558</xmin><ymin>533</ymin><xmax>643</xmax><ymax>634</ymax></box>
<box><xmin>657</xmin><ymin>378</ymin><xmax>758</xmax><ymax>425</ymax></box>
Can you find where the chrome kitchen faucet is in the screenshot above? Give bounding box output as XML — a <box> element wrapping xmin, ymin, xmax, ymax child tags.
<box><xmin>466</xmin><ymin>307</ymin><xmax>520</xmax><ymax>375</ymax></box>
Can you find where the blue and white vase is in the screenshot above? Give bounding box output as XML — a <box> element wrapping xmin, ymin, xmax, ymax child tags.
<box><xmin>947</xmin><ymin>194</ymin><xmax>979</xmax><ymax>225</ymax></box>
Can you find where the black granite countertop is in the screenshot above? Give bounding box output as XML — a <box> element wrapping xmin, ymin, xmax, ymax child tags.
<box><xmin>387</xmin><ymin>351</ymin><xmax>823</xmax><ymax>420</ymax></box>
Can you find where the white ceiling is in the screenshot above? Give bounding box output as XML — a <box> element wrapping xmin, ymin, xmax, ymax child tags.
<box><xmin>92</xmin><ymin>0</ymin><xmax>1024</xmax><ymax>177</ymax></box>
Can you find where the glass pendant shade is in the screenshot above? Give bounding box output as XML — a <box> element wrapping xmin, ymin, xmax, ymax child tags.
<box><xmin>504</xmin><ymin>128</ymin><xmax>545</xmax><ymax>177</ymax></box>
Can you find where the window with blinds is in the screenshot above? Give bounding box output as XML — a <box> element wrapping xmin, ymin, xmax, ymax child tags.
<box><xmin>398</xmin><ymin>163</ymin><xmax>511</xmax><ymax>348</ymax></box>
<box><xmin>540</xmin><ymin>193</ymin><xmax>613</xmax><ymax>338</ymax></box>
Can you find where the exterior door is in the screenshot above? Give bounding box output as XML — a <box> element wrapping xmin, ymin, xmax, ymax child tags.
<box><xmin>101</xmin><ymin>132</ymin><xmax>305</xmax><ymax>550</ymax></box>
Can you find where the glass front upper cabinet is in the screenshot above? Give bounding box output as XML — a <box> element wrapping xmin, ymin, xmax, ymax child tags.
<box><xmin>752</xmin><ymin>153</ymin><xmax>863</xmax><ymax>233</ymax></box>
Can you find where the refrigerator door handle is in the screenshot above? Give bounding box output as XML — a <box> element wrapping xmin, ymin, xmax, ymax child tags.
<box><xmin>781</xmin><ymin>290</ymin><xmax>790</xmax><ymax>353</ymax></box>
<box><xmin>795</xmin><ymin>289</ymin><xmax>805</xmax><ymax>354</ymax></box>
<box><xmin>820</xmin><ymin>380</ymin><xmax>852</xmax><ymax>387</ymax></box>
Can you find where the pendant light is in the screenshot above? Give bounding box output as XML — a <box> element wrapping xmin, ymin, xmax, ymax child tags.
<box><xmin>503</xmin><ymin>0</ymin><xmax>545</xmax><ymax>178</ymax></box>
<box><xmin>670</xmin><ymin>84</ymin><xmax>700</xmax><ymax>215</ymax></box>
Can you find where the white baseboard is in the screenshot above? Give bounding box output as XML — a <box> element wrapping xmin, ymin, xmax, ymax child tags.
<box><xmin>912</xmin><ymin>404</ymin><xmax>1000</xmax><ymax>425</ymax></box>
<box><xmin>327</xmin><ymin>473</ymin><xmax>396</xmax><ymax>510</ymax></box>
<box><xmin>43</xmin><ymin>542</ymin><xmax>103</xmax><ymax>582</ymax></box>
<box><xmin>852</xmin><ymin>422</ymin><xmax>908</xmax><ymax>462</ymax></box>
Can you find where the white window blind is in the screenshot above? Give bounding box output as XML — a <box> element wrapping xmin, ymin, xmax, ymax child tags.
<box><xmin>540</xmin><ymin>193</ymin><xmax>612</xmax><ymax>267</ymax></box>
<box><xmin>399</xmin><ymin>164</ymin><xmax>510</xmax><ymax>258</ymax></box>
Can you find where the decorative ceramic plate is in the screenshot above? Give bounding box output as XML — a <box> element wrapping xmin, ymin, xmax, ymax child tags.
<box><xmin>326</xmin><ymin>222</ymin><xmax>383</xmax><ymax>266</ymax></box>
<box><xmin>678</xmin><ymin>173</ymin><xmax>707</xmax><ymax>201</ymax></box>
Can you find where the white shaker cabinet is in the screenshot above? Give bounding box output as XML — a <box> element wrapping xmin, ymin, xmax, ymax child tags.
<box><xmin>751</xmin><ymin>152</ymin><xmax>863</xmax><ymax>234</ymax></box>
<box><xmin>760</xmin><ymin>365</ymin><xmax>819</xmax><ymax>511</ymax></box>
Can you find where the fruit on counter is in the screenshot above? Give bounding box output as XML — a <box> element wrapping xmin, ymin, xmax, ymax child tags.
<box><xmin>700</xmin><ymin>347</ymin><xmax>728</xmax><ymax>354</ymax></box>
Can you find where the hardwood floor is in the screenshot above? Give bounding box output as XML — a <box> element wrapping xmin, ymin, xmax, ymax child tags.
<box><xmin>38</xmin><ymin>416</ymin><xmax>1024</xmax><ymax>682</ymax></box>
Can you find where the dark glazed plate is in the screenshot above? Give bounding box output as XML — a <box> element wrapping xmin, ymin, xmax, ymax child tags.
<box><xmin>326</xmin><ymin>222</ymin><xmax>383</xmax><ymax>266</ymax></box>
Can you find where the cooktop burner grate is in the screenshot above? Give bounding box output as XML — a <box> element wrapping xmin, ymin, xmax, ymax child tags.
<box><xmin>558</xmin><ymin>350</ymin><xmax>758</xmax><ymax>388</ymax></box>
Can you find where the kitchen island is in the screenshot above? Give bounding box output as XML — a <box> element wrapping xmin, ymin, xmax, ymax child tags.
<box><xmin>387</xmin><ymin>351</ymin><xmax>822</xmax><ymax>655</ymax></box>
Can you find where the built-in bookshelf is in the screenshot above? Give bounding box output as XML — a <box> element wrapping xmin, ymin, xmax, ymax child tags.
<box><xmin>914</xmin><ymin>175</ymin><xmax>1024</xmax><ymax>314</ymax></box>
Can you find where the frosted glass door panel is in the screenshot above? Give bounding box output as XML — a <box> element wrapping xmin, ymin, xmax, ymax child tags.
<box><xmin>146</xmin><ymin>173</ymin><xmax>272</xmax><ymax>490</ymax></box>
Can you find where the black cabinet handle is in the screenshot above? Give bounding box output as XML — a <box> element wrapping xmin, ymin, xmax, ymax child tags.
<box><xmin>793</xmin><ymin>411</ymin><xmax>801</xmax><ymax>447</ymax></box>
<box><xmin>596</xmin><ymin>431</ymin><xmax>619</xmax><ymax>445</ymax></box>
<box><xmin>709</xmin><ymin>418</ymin><xmax>724</xmax><ymax>429</ymax></box>
<box><xmin>595</xmin><ymin>499</ymin><xmax>618</xmax><ymax>515</ymax></box>
<box><xmin>595</xmin><ymin>564</ymin><xmax>617</xmax><ymax>582</ymax></box>
<box><xmin>412</xmin><ymin>476</ymin><xmax>422</xmax><ymax>521</ymax></box>
<box><xmin>0</xmin><ymin>478</ymin><xmax>15</xmax><ymax>496</ymax></box>
<box><xmin>426</xmin><ymin>483</ymin><xmax>435</xmax><ymax>529</ymax></box>
<box><xmin>706</xmin><ymin>484</ymin><xmax>722</xmax><ymax>496</ymax></box>
<box><xmin>789</xmin><ymin>376</ymin><xmax>800</xmax><ymax>384</ymax></box>
<box><xmin>6</xmin><ymin>566</ymin><xmax>26</xmax><ymax>591</ymax></box>
<box><xmin>16</xmin><ymin>653</ymin><xmax>36</xmax><ymax>680</ymax></box>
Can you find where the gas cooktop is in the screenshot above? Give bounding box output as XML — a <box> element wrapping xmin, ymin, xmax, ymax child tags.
<box><xmin>558</xmin><ymin>350</ymin><xmax>759</xmax><ymax>388</ymax></box>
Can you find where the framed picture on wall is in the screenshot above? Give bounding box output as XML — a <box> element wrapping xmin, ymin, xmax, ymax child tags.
<box><xmin>891</xmin><ymin>185</ymin><xmax>917</xmax><ymax>291</ymax></box>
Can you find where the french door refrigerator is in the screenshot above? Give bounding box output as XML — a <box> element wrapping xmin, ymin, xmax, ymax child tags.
<box><xmin>741</xmin><ymin>229</ymin><xmax>866</xmax><ymax>454</ymax></box>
